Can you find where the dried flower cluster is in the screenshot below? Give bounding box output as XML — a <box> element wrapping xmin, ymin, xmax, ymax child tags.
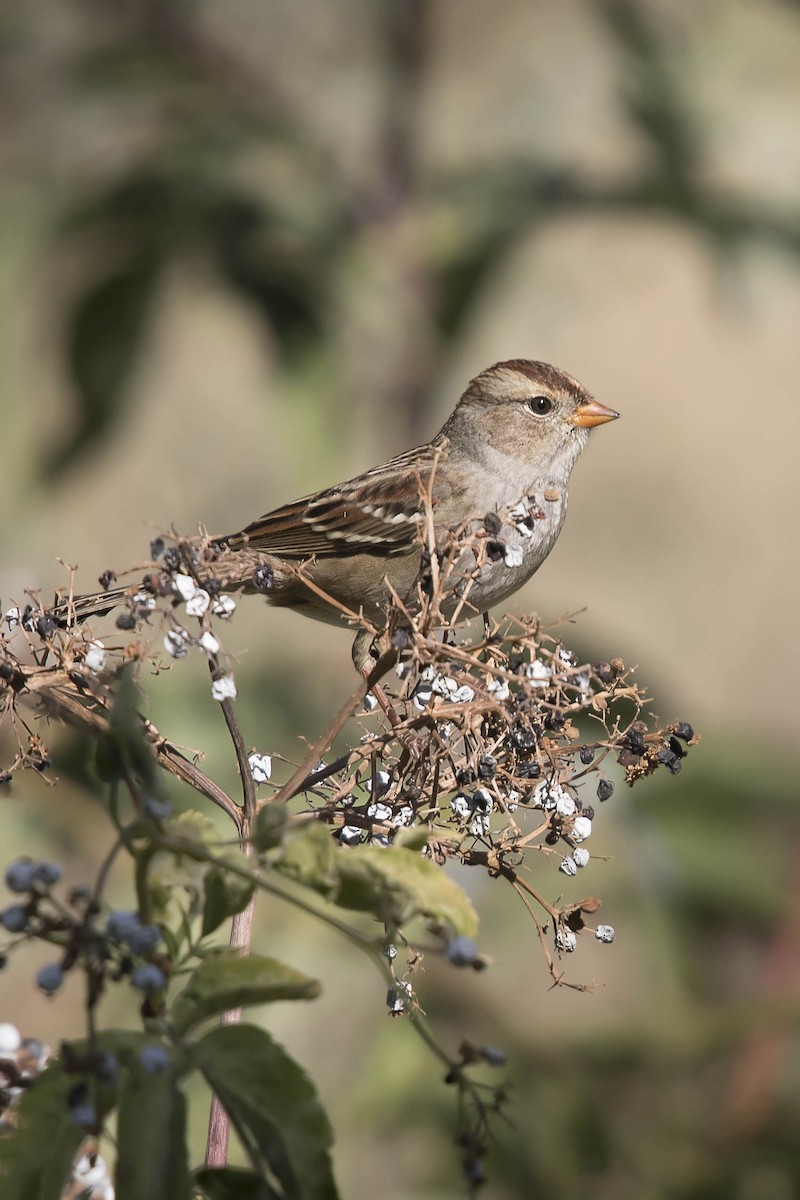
<box><xmin>0</xmin><ymin>514</ymin><xmax>697</xmax><ymax>1195</ymax></box>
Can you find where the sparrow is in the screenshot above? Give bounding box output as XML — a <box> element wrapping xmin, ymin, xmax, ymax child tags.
<box><xmin>57</xmin><ymin>360</ymin><xmax>618</xmax><ymax>671</ymax></box>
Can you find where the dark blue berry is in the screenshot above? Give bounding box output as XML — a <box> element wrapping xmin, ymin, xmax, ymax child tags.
<box><xmin>597</xmin><ymin>779</ymin><xmax>614</xmax><ymax>802</ymax></box>
<box><xmin>127</xmin><ymin>925</ymin><xmax>161</xmax><ymax>956</ymax></box>
<box><xmin>131</xmin><ymin>964</ymin><xmax>165</xmax><ymax>993</ymax></box>
<box><xmin>477</xmin><ymin>755</ymin><xmax>497</xmax><ymax>781</ymax></box>
<box><xmin>5</xmin><ymin>860</ymin><xmax>37</xmax><ymax>893</ymax></box>
<box><xmin>447</xmin><ymin>936</ymin><xmax>478</xmax><ymax>968</ymax></box>
<box><xmin>144</xmin><ymin>795</ymin><xmax>173</xmax><ymax>820</ymax></box>
<box><xmin>107</xmin><ymin>910</ymin><xmax>140</xmax><ymax>941</ymax></box>
<box><xmin>252</xmin><ymin>564</ymin><xmax>274</xmax><ymax>592</ymax></box>
<box><xmin>138</xmin><ymin>1044</ymin><xmax>171</xmax><ymax>1073</ymax></box>
<box><xmin>96</xmin><ymin>1052</ymin><xmax>118</xmax><ymax>1083</ymax></box>
<box><xmin>37</xmin><ymin>963</ymin><xmax>64</xmax><ymax>993</ymax></box>
<box><xmin>1</xmin><ymin>905</ymin><xmax>28</xmax><ymax>933</ymax></box>
<box><xmin>33</xmin><ymin>862</ymin><xmax>62</xmax><ymax>887</ymax></box>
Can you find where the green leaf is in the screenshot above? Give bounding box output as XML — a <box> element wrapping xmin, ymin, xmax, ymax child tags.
<box><xmin>116</xmin><ymin>1055</ymin><xmax>191</xmax><ymax>1200</ymax></box>
<box><xmin>393</xmin><ymin>825</ymin><xmax>432</xmax><ymax>852</ymax></box>
<box><xmin>277</xmin><ymin>826</ymin><xmax>478</xmax><ymax>937</ymax></box>
<box><xmin>276</xmin><ymin>823</ymin><xmax>338</xmax><ymax>897</ymax></box>
<box><xmin>195</xmin><ymin>1165</ymin><xmax>279</xmax><ymax>1200</ymax></box>
<box><xmin>335</xmin><ymin>846</ymin><xmax>478</xmax><ymax>937</ymax></box>
<box><xmin>48</xmin><ymin>253</ymin><xmax>160</xmax><ymax>477</ymax></box>
<box><xmin>193</xmin><ymin>1025</ymin><xmax>339</xmax><ymax>1200</ymax></box>
<box><xmin>202</xmin><ymin>859</ymin><xmax>256</xmax><ymax>937</ymax></box>
<box><xmin>172</xmin><ymin>954</ymin><xmax>320</xmax><ymax>1035</ymax></box>
<box><xmin>106</xmin><ymin>666</ymin><xmax>166</xmax><ymax>801</ymax></box>
<box><xmin>251</xmin><ymin>801</ymin><xmax>289</xmax><ymax>853</ymax></box>
<box><xmin>0</xmin><ymin>1060</ymin><xmax>84</xmax><ymax>1200</ymax></box>
<box><xmin>147</xmin><ymin>810</ymin><xmax>218</xmax><ymax>915</ymax></box>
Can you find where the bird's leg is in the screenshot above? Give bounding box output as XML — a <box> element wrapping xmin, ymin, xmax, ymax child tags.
<box><xmin>371</xmin><ymin>680</ymin><xmax>401</xmax><ymax>728</ymax></box>
<box><xmin>353</xmin><ymin>628</ymin><xmax>401</xmax><ymax>726</ymax></box>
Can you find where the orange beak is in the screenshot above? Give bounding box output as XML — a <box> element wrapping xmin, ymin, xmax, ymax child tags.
<box><xmin>568</xmin><ymin>399</ymin><xmax>620</xmax><ymax>429</ymax></box>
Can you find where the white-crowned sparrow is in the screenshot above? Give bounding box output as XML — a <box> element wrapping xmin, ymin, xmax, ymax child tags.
<box><xmin>61</xmin><ymin>359</ymin><xmax>618</xmax><ymax>670</ymax></box>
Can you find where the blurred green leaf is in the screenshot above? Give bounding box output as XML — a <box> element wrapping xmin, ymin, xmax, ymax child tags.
<box><xmin>104</xmin><ymin>666</ymin><xmax>165</xmax><ymax>800</ymax></box>
<box><xmin>195</xmin><ymin>1166</ymin><xmax>279</xmax><ymax>1200</ymax></box>
<box><xmin>202</xmin><ymin>858</ymin><xmax>257</xmax><ymax>937</ymax></box>
<box><xmin>251</xmin><ymin>801</ymin><xmax>289</xmax><ymax>853</ymax></box>
<box><xmin>172</xmin><ymin>953</ymin><xmax>320</xmax><ymax>1035</ymax></box>
<box><xmin>116</xmin><ymin>1054</ymin><xmax>191</xmax><ymax>1200</ymax></box>
<box><xmin>193</xmin><ymin>1024</ymin><xmax>339</xmax><ymax>1200</ymax></box>
<box><xmin>48</xmin><ymin>254</ymin><xmax>160</xmax><ymax>477</ymax></box>
<box><xmin>335</xmin><ymin>844</ymin><xmax>479</xmax><ymax>937</ymax></box>
<box><xmin>277</xmin><ymin>824</ymin><xmax>478</xmax><ymax>936</ymax></box>
<box><xmin>0</xmin><ymin>1060</ymin><xmax>84</xmax><ymax>1200</ymax></box>
<box><xmin>277</xmin><ymin>823</ymin><xmax>339</xmax><ymax>897</ymax></box>
<box><xmin>212</xmin><ymin>197</ymin><xmax>325</xmax><ymax>362</ymax></box>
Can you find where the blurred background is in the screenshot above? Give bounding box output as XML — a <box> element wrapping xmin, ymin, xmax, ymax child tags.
<box><xmin>2</xmin><ymin>0</ymin><xmax>800</xmax><ymax>1196</ymax></box>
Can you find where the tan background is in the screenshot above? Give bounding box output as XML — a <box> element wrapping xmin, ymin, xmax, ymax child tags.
<box><xmin>1</xmin><ymin>2</ymin><xmax>799</xmax><ymax>1197</ymax></box>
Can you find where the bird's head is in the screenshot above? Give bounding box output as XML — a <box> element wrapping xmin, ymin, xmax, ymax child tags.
<box><xmin>444</xmin><ymin>358</ymin><xmax>619</xmax><ymax>482</ymax></box>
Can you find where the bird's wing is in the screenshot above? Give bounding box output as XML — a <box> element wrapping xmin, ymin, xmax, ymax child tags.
<box><xmin>222</xmin><ymin>443</ymin><xmax>450</xmax><ymax>559</ymax></box>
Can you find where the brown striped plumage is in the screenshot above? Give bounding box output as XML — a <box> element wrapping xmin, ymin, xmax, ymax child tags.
<box><xmin>55</xmin><ymin>360</ymin><xmax>619</xmax><ymax>671</ymax></box>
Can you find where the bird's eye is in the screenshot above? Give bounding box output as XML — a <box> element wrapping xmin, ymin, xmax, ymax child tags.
<box><xmin>527</xmin><ymin>396</ymin><xmax>553</xmax><ymax>416</ymax></box>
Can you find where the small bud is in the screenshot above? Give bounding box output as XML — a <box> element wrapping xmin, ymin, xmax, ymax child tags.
<box><xmin>211</xmin><ymin>674</ymin><xmax>237</xmax><ymax>701</ymax></box>
<box><xmin>366</xmin><ymin>801</ymin><xmax>392</xmax><ymax>822</ymax></box>
<box><xmin>84</xmin><ymin>641</ymin><xmax>107</xmax><ymax>674</ymax></box>
<box><xmin>0</xmin><ymin>1023</ymin><xmax>21</xmax><ymax>1055</ymax></box>
<box><xmin>163</xmin><ymin>629</ymin><xmax>189</xmax><ymax>659</ymax></box>
<box><xmin>595</xmin><ymin>924</ymin><xmax>616</xmax><ymax>944</ymax></box>
<box><xmin>559</xmin><ymin>856</ymin><xmax>578</xmax><ymax>877</ymax></box>
<box><xmin>185</xmin><ymin>590</ymin><xmax>210</xmax><ymax>617</ymax></box>
<box><xmin>199</xmin><ymin>630</ymin><xmax>220</xmax><ymax>654</ymax></box>
<box><xmin>556</xmin><ymin>792</ymin><xmax>576</xmax><ymax>817</ymax></box>
<box><xmin>477</xmin><ymin>755</ymin><xmax>497</xmax><ymax>781</ymax></box>
<box><xmin>597</xmin><ymin>779</ymin><xmax>614</xmax><ymax>802</ymax></box>
<box><xmin>211</xmin><ymin>594</ymin><xmax>236</xmax><ymax>620</ymax></box>
<box><xmin>252</xmin><ymin>564</ymin><xmax>274</xmax><ymax>592</ymax></box>
<box><xmin>248</xmin><ymin>753</ymin><xmax>272</xmax><ymax>784</ymax></box>
<box><xmin>572</xmin><ymin>815</ymin><xmax>593</xmax><ymax>842</ymax></box>
<box><xmin>555</xmin><ymin>928</ymin><xmax>577</xmax><ymax>954</ymax></box>
<box><xmin>365</xmin><ymin>770</ymin><xmax>391</xmax><ymax>797</ymax></box>
<box><xmin>172</xmin><ymin>574</ymin><xmax>197</xmax><ymax>602</ymax></box>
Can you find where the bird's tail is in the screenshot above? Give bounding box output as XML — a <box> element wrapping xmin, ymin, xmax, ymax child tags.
<box><xmin>49</xmin><ymin>585</ymin><xmax>139</xmax><ymax>626</ymax></box>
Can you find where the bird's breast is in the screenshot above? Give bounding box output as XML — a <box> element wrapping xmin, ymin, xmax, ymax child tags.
<box><xmin>443</xmin><ymin>486</ymin><xmax>569</xmax><ymax>614</ymax></box>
